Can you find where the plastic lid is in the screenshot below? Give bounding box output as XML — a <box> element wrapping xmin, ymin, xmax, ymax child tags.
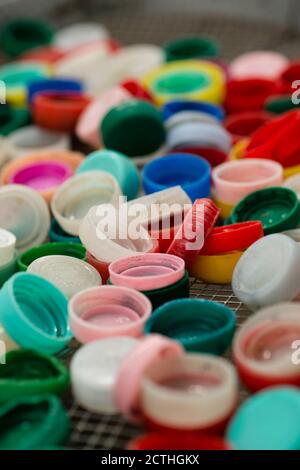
<box><xmin>162</xmin><ymin>100</ymin><xmax>225</xmax><ymax>122</ymax></box>
<box><xmin>76</xmin><ymin>149</ymin><xmax>140</xmax><ymax>201</ymax></box>
<box><xmin>0</xmin><ymin>394</ymin><xmax>70</xmax><ymax>450</ymax></box>
<box><xmin>28</xmin><ymin>255</ymin><xmax>101</xmax><ymax>299</ymax></box>
<box><xmin>28</xmin><ymin>77</ymin><xmax>83</xmax><ymax>103</ymax></box>
<box><xmin>0</xmin><ymin>349</ymin><xmax>69</xmax><ymax>403</ymax></box>
<box><xmin>109</xmin><ymin>253</ymin><xmax>185</xmax><ymax>292</ymax></box>
<box><xmin>51</xmin><ymin>171</ymin><xmax>122</xmax><ymax>236</ymax></box>
<box><xmin>101</xmin><ymin>99</ymin><xmax>166</xmax><ymax>157</ymax></box>
<box><xmin>0</xmin><ymin>185</ymin><xmax>50</xmax><ymax>252</ymax></box>
<box><xmin>54</xmin><ymin>22</ymin><xmax>109</xmax><ymax>50</ymax></box>
<box><xmin>141</xmin><ymin>354</ymin><xmax>238</xmax><ymax>431</ymax></box>
<box><xmin>0</xmin><ymin>105</ymin><xmax>30</xmax><ymax>136</ymax></box>
<box><xmin>69</xmin><ymin>285</ymin><xmax>152</xmax><ymax>344</ymax></box>
<box><xmin>233</xmin><ymin>303</ymin><xmax>300</xmax><ymax>391</ymax></box>
<box><xmin>231</xmin><ymin>187</ymin><xmax>300</xmax><ymax>235</ymax></box>
<box><xmin>9</xmin><ymin>160</ymin><xmax>72</xmax><ymax>191</ymax></box>
<box><xmin>70</xmin><ymin>337</ymin><xmax>138</xmax><ymax>414</ymax></box>
<box><xmin>145</xmin><ymin>298</ymin><xmax>236</xmax><ymax>355</ymax></box>
<box><xmin>232</xmin><ymin>234</ymin><xmax>300</xmax><ymax>310</ymax></box>
<box><xmin>17</xmin><ymin>241</ymin><xmax>86</xmax><ymax>271</ymax></box>
<box><xmin>0</xmin><ymin>229</ymin><xmax>16</xmax><ymax>267</ymax></box>
<box><xmin>128</xmin><ymin>433</ymin><xmax>230</xmax><ymax>450</ymax></box>
<box><xmin>0</xmin><ymin>272</ymin><xmax>71</xmax><ymax>354</ymax></box>
<box><xmin>49</xmin><ymin>219</ymin><xmax>81</xmax><ymax>244</ymax></box>
<box><xmin>164</xmin><ymin>37</ymin><xmax>219</xmax><ymax>62</ymax></box>
<box><xmin>284</xmin><ymin>173</ymin><xmax>300</xmax><ymax>200</ymax></box>
<box><xmin>229</xmin><ymin>51</ymin><xmax>288</xmax><ymax>80</ymax></box>
<box><xmin>227</xmin><ymin>387</ymin><xmax>300</xmax><ymax>450</ymax></box>
<box><xmin>114</xmin><ymin>334</ymin><xmax>184</xmax><ymax>422</ymax></box>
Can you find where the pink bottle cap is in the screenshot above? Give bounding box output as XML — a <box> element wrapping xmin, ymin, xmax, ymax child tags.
<box><xmin>114</xmin><ymin>334</ymin><xmax>184</xmax><ymax>422</ymax></box>
<box><xmin>109</xmin><ymin>253</ymin><xmax>185</xmax><ymax>291</ymax></box>
<box><xmin>229</xmin><ymin>51</ymin><xmax>288</xmax><ymax>80</ymax></box>
<box><xmin>69</xmin><ymin>285</ymin><xmax>152</xmax><ymax>344</ymax></box>
<box><xmin>9</xmin><ymin>160</ymin><xmax>72</xmax><ymax>191</ymax></box>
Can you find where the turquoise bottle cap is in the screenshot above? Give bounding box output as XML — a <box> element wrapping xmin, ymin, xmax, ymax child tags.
<box><xmin>0</xmin><ymin>272</ymin><xmax>71</xmax><ymax>354</ymax></box>
<box><xmin>227</xmin><ymin>387</ymin><xmax>300</xmax><ymax>450</ymax></box>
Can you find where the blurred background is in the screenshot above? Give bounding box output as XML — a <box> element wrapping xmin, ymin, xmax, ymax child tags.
<box><xmin>0</xmin><ymin>0</ymin><xmax>300</xmax><ymax>59</ymax></box>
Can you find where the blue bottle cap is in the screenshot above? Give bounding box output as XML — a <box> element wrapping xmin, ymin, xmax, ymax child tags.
<box><xmin>162</xmin><ymin>100</ymin><xmax>225</xmax><ymax>122</ymax></box>
<box><xmin>28</xmin><ymin>77</ymin><xmax>83</xmax><ymax>104</ymax></box>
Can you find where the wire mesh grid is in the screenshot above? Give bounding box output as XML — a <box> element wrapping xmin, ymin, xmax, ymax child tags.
<box><xmin>6</xmin><ymin>1</ymin><xmax>299</xmax><ymax>451</ymax></box>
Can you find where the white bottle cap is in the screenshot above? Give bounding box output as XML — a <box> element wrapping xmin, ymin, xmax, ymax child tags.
<box><xmin>0</xmin><ymin>229</ymin><xmax>16</xmax><ymax>267</ymax></box>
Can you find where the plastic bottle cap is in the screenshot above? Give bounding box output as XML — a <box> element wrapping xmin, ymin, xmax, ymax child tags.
<box><xmin>227</xmin><ymin>387</ymin><xmax>300</xmax><ymax>450</ymax></box>
<box><xmin>0</xmin><ymin>18</ymin><xmax>54</xmax><ymax>58</ymax></box>
<box><xmin>79</xmin><ymin>205</ymin><xmax>157</xmax><ymax>265</ymax></box>
<box><xmin>76</xmin><ymin>149</ymin><xmax>140</xmax><ymax>201</ymax></box>
<box><xmin>9</xmin><ymin>160</ymin><xmax>72</xmax><ymax>191</ymax></box>
<box><xmin>128</xmin><ymin>433</ymin><xmax>230</xmax><ymax>450</ymax></box>
<box><xmin>145</xmin><ymin>298</ymin><xmax>236</xmax><ymax>355</ymax></box>
<box><xmin>141</xmin><ymin>354</ymin><xmax>238</xmax><ymax>431</ymax></box>
<box><xmin>212</xmin><ymin>159</ymin><xmax>283</xmax><ymax>206</ymax></box>
<box><xmin>143</xmin><ymin>154</ymin><xmax>211</xmax><ymax>202</ymax></box>
<box><xmin>69</xmin><ymin>285</ymin><xmax>152</xmax><ymax>344</ymax></box>
<box><xmin>49</xmin><ymin>219</ymin><xmax>81</xmax><ymax>244</ymax></box>
<box><xmin>201</xmin><ymin>221</ymin><xmax>263</xmax><ymax>255</ymax></box>
<box><xmin>28</xmin><ymin>255</ymin><xmax>101</xmax><ymax>299</ymax></box>
<box><xmin>191</xmin><ymin>251</ymin><xmax>243</xmax><ymax>284</ymax></box>
<box><xmin>76</xmin><ymin>86</ymin><xmax>131</xmax><ymax>148</ymax></box>
<box><xmin>70</xmin><ymin>337</ymin><xmax>138</xmax><ymax>414</ymax></box>
<box><xmin>51</xmin><ymin>171</ymin><xmax>122</xmax><ymax>236</ymax></box>
<box><xmin>162</xmin><ymin>100</ymin><xmax>225</xmax><ymax>122</ymax></box>
<box><xmin>225</xmin><ymin>111</ymin><xmax>270</xmax><ymax>143</ymax></box>
<box><xmin>142</xmin><ymin>60</ymin><xmax>226</xmax><ymax>106</ymax></box>
<box><xmin>101</xmin><ymin>99</ymin><xmax>166</xmax><ymax>157</ymax></box>
<box><xmin>0</xmin><ymin>272</ymin><xmax>71</xmax><ymax>354</ymax></box>
<box><xmin>114</xmin><ymin>335</ymin><xmax>184</xmax><ymax>422</ymax></box>
<box><xmin>167</xmin><ymin>198</ymin><xmax>220</xmax><ymax>270</ymax></box>
<box><xmin>7</xmin><ymin>125</ymin><xmax>70</xmax><ymax>159</ymax></box>
<box><xmin>166</xmin><ymin>122</ymin><xmax>231</xmax><ymax>153</ymax></box>
<box><xmin>86</xmin><ymin>45</ymin><xmax>164</xmax><ymax>96</ymax></box>
<box><xmin>0</xmin><ymin>229</ymin><xmax>16</xmax><ymax>267</ymax></box>
<box><xmin>284</xmin><ymin>173</ymin><xmax>300</xmax><ymax>200</ymax></box>
<box><xmin>0</xmin><ymin>252</ymin><xmax>17</xmax><ymax>288</ymax></box>
<box><xmin>0</xmin><ymin>349</ymin><xmax>69</xmax><ymax>403</ymax></box>
<box><xmin>0</xmin><ymin>185</ymin><xmax>50</xmax><ymax>252</ymax></box>
<box><xmin>232</xmin><ymin>234</ymin><xmax>300</xmax><ymax>310</ymax></box>
<box><xmin>33</xmin><ymin>91</ymin><xmax>90</xmax><ymax>133</ymax></box>
<box><xmin>17</xmin><ymin>241</ymin><xmax>86</xmax><ymax>271</ymax></box>
<box><xmin>0</xmin><ymin>395</ymin><xmax>70</xmax><ymax>450</ymax></box>
<box><xmin>0</xmin><ymin>105</ymin><xmax>30</xmax><ymax>136</ymax></box>
<box><xmin>229</xmin><ymin>51</ymin><xmax>288</xmax><ymax>80</ymax></box>
<box><xmin>231</xmin><ymin>187</ymin><xmax>300</xmax><ymax>235</ymax></box>
<box><xmin>165</xmin><ymin>110</ymin><xmax>220</xmax><ymax>130</ymax></box>
<box><xmin>54</xmin><ymin>22</ymin><xmax>110</xmax><ymax>50</ymax></box>
<box><xmin>164</xmin><ymin>37</ymin><xmax>219</xmax><ymax>62</ymax></box>
<box><xmin>27</xmin><ymin>77</ymin><xmax>83</xmax><ymax>104</ymax></box>
<box><xmin>233</xmin><ymin>303</ymin><xmax>300</xmax><ymax>391</ymax></box>
<box><xmin>109</xmin><ymin>253</ymin><xmax>185</xmax><ymax>291</ymax></box>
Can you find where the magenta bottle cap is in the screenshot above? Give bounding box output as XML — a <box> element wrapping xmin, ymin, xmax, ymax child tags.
<box><xmin>9</xmin><ymin>160</ymin><xmax>72</xmax><ymax>191</ymax></box>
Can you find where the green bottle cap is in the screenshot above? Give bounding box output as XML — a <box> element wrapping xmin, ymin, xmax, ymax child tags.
<box><xmin>0</xmin><ymin>105</ymin><xmax>30</xmax><ymax>136</ymax></box>
<box><xmin>101</xmin><ymin>100</ymin><xmax>166</xmax><ymax>157</ymax></box>
<box><xmin>0</xmin><ymin>18</ymin><xmax>54</xmax><ymax>58</ymax></box>
<box><xmin>0</xmin><ymin>349</ymin><xmax>69</xmax><ymax>403</ymax></box>
<box><xmin>0</xmin><ymin>252</ymin><xmax>17</xmax><ymax>287</ymax></box>
<box><xmin>164</xmin><ymin>36</ymin><xmax>219</xmax><ymax>62</ymax></box>
<box><xmin>0</xmin><ymin>394</ymin><xmax>70</xmax><ymax>449</ymax></box>
<box><xmin>231</xmin><ymin>187</ymin><xmax>300</xmax><ymax>235</ymax></box>
<box><xmin>265</xmin><ymin>95</ymin><xmax>300</xmax><ymax>114</ymax></box>
<box><xmin>17</xmin><ymin>241</ymin><xmax>86</xmax><ymax>271</ymax></box>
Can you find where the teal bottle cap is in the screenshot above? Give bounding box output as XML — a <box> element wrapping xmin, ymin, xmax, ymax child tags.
<box><xmin>101</xmin><ymin>99</ymin><xmax>166</xmax><ymax>157</ymax></box>
<box><xmin>227</xmin><ymin>387</ymin><xmax>300</xmax><ymax>450</ymax></box>
<box><xmin>76</xmin><ymin>149</ymin><xmax>140</xmax><ymax>200</ymax></box>
<box><xmin>144</xmin><ymin>298</ymin><xmax>236</xmax><ymax>355</ymax></box>
<box><xmin>0</xmin><ymin>18</ymin><xmax>54</xmax><ymax>58</ymax></box>
<box><xmin>164</xmin><ymin>37</ymin><xmax>219</xmax><ymax>62</ymax></box>
<box><xmin>0</xmin><ymin>272</ymin><xmax>71</xmax><ymax>354</ymax></box>
<box><xmin>0</xmin><ymin>105</ymin><xmax>30</xmax><ymax>136</ymax></box>
<box><xmin>231</xmin><ymin>187</ymin><xmax>300</xmax><ymax>235</ymax></box>
<box><xmin>0</xmin><ymin>394</ymin><xmax>70</xmax><ymax>449</ymax></box>
<box><xmin>49</xmin><ymin>219</ymin><xmax>81</xmax><ymax>244</ymax></box>
<box><xmin>0</xmin><ymin>349</ymin><xmax>69</xmax><ymax>402</ymax></box>
<box><xmin>17</xmin><ymin>241</ymin><xmax>86</xmax><ymax>271</ymax></box>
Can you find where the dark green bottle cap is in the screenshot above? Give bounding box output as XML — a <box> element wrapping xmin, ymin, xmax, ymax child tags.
<box><xmin>164</xmin><ymin>36</ymin><xmax>219</xmax><ymax>62</ymax></box>
<box><xmin>101</xmin><ymin>99</ymin><xmax>166</xmax><ymax>157</ymax></box>
<box><xmin>0</xmin><ymin>105</ymin><xmax>30</xmax><ymax>136</ymax></box>
<box><xmin>0</xmin><ymin>349</ymin><xmax>69</xmax><ymax>403</ymax></box>
<box><xmin>265</xmin><ymin>95</ymin><xmax>300</xmax><ymax>114</ymax></box>
<box><xmin>231</xmin><ymin>187</ymin><xmax>300</xmax><ymax>235</ymax></box>
<box><xmin>0</xmin><ymin>394</ymin><xmax>70</xmax><ymax>449</ymax></box>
